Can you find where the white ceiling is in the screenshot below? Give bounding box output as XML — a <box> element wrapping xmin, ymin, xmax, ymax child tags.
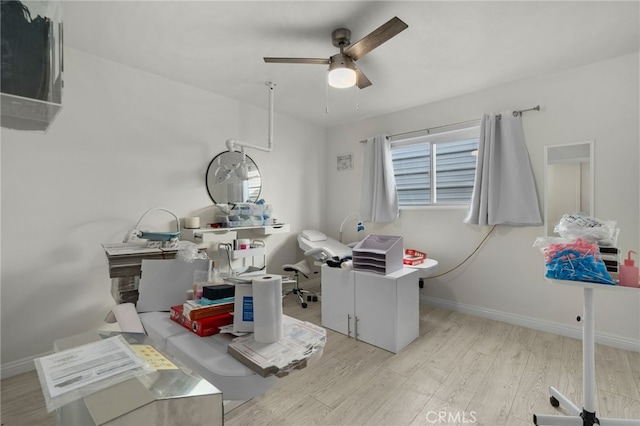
<box><xmin>62</xmin><ymin>1</ymin><xmax>640</xmax><ymax>128</ymax></box>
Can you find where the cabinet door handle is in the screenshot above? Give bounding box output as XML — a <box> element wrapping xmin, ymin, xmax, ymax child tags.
<box><xmin>347</xmin><ymin>314</ymin><xmax>352</xmax><ymax>337</ymax></box>
<box><xmin>355</xmin><ymin>316</ymin><xmax>359</xmax><ymax>340</ymax></box>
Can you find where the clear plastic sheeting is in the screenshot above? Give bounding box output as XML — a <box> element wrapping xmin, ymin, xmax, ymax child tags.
<box><xmin>34</xmin><ymin>335</ymin><xmax>156</xmax><ymax>412</ymax></box>
<box><xmin>554</xmin><ymin>213</ymin><xmax>619</xmax><ymax>246</ymax></box>
<box><xmin>176</xmin><ymin>240</ymin><xmax>209</xmax><ymax>263</ymax></box>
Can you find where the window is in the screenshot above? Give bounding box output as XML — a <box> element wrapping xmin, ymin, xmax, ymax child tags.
<box><xmin>391</xmin><ymin>123</ymin><xmax>480</xmax><ymax>207</ymax></box>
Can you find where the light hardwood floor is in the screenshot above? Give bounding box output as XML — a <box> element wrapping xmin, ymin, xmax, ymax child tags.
<box><xmin>2</xmin><ymin>282</ymin><xmax>639</xmax><ymax>426</ymax></box>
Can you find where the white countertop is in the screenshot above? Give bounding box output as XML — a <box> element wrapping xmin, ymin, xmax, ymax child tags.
<box><xmin>405</xmin><ymin>258</ymin><xmax>439</xmax><ymax>278</ymax></box>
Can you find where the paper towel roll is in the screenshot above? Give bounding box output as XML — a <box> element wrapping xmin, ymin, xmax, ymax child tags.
<box><xmin>112</xmin><ymin>303</ymin><xmax>146</xmax><ymax>333</ymax></box>
<box><xmin>252</xmin><ymin>275</ymin><xmax>283</xmax><ymax>343</ymax></box>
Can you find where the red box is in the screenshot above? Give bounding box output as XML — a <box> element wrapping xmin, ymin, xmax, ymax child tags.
<box><xmin>403</xmin><ymin>249</ymin><xmax>426</xmax><ymax>266</ymax></box>
<box><xmin>170</xmin><ymin>305</ymin><xmax>233</xmax><ymax>337</ymax></box>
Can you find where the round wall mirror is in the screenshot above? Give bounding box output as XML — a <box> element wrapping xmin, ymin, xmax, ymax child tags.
<box><xmin>206</xmin><ymin>151</ymin><xmax>262</xmax><ymax>204</ymax></box>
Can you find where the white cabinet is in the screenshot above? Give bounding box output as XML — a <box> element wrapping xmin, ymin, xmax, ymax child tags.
<box><xmin>321</xmin><ymin>266</ymin><xmax>355</xmax><ymax>336</ymax></box>
<box><xmin>321</xmin><ymin>265</ymin><xmax>419</xmax><ymax>353</ymax></box>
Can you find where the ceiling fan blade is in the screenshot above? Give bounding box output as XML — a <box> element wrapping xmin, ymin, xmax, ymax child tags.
<box><xmin>344</xmin><ymin>16</ymin><xmax>408</xmax><ymax>61</ymax></box>
<box><xmin>264</xmin><ymin>57</ymin><xmax>329</xmax><ymax>65</ymax></box>
<box><xmin>355</xmin><ymin>66</ymin><xmax>372</xmax><ymax>89</ymax></box>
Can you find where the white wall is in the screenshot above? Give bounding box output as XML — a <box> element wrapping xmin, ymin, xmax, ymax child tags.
<box><xmin>326</xmin><ymin>53</ymin><xmax>640</xmax><ymax>349</ymax></box>
<box><xmin>2</xmin><ymin>48</ymin><xmax>637</xmax><ymax>378</ymax></box>
<box><xmin>0</xmin><ymin>48</ymin><xmax>325</xmax><ymax>376</ymax></box>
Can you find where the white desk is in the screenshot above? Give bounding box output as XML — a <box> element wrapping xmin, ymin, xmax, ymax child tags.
<box><xmin>533</xmin><ymin>279</ymin><xmax>640</xmax><ymax>426</ymax></box>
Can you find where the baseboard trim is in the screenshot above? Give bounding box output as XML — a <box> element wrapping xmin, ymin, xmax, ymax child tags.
<box><xmin>420</xmin><ymin>295</ymin><xmax>640</xmax><ymax>353</ymax></box>
<box><xmin>1</xmin><ymin>350</ymin><xmax>50</xmax><ymax>379</ymax></box>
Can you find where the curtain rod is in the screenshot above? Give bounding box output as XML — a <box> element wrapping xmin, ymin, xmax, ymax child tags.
<box><xmin>359</xmin><ymin>105</ymin><xmax>540</xmax><ymax>143</ymax></box>
<box><xmin>496</xmin><ymin>104</ymin><xmax>540</xmax><ymax>119</ymax></box>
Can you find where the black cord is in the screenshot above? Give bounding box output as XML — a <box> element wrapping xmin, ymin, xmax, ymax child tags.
<box><xmin>424</xmin><ymin>225</ymin><xmax>497</xmax><ymax>279</ymax></box>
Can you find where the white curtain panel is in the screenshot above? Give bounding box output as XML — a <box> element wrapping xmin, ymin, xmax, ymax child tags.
<box><xmin>464</xmin><ymin>112</ymin><xmax>542</xmax><ymax>226</ymax></box>
<box><xmin>359</xmin><ymin>134</ymin><xmax>399</xmax><ymax>223</ymax></box>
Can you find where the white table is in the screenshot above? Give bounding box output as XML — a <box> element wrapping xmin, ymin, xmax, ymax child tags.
<box><xmin>533</xmin><ymin>279</ymin><xmax>640</xmax><ymax>426</ymax></box>
<box><xmin>406</xmin><ymin>258</ymin><xmax>439</xmax><ymax>287</ymax></box>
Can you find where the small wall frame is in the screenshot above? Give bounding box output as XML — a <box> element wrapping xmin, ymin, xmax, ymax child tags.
<box><xmin>337</xmin><ymin>153</ymin><xmax>354</xmax><ymax>171</ymax></box>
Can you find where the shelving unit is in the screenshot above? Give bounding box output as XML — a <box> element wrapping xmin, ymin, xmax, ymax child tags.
<box><xmin>229</xmin><ymin>247</ymin><xmax>265</xmax><ymax>260</ymax></box>
<box><xmin>181</xmin><ymin>224</ymin><xmax>289</xmax><ymax>276</ymax></box>
<box><xmin>181</xmin><ymin>223</ymin><xmax>290</xmax><ymax>241</ymax></box>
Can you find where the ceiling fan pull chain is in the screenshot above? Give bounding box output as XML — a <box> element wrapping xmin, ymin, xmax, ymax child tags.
<box><xmin>325</xmin><ymin>79</ymin><xmax>330</xmax><ymax>114</ymax></box>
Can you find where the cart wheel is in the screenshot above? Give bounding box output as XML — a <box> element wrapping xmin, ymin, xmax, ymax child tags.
<box><xmin>302</xmin><ymin>303</ymin><xmax>308</xmax><ymax>308</ymax></box>
<box><xmin>307</xmin><ymin>295</ymin><xmax>312</xmax><ymax>301</ymax></box>
<box><xmin>312</xmin><ymin>296</ymin><xmax>318</xmax><ymax>302</ymax></box>
<box><xmin>550</xmin><ymin>396</ymin><xmax>560</xmax><ymax>407</ymax></box>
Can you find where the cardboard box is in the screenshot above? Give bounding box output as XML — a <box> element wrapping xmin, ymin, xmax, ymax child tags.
<box><xmin>170</xmin><ymin>305</ymin><xmax>233</xmax><ymax>337</ymax></box>
<box><xmin>182</xmin><ymin>300</ymin><xmax>234</xmax><ymax>320</ymax></box>
<box><xmin>227</xmin><ymin>316</ymin><xmax>326</xmax><ymax>378</ymax></box>
<box><xmin>403</xmin><ymin>249</ymin><xmax>426</xmax><ymax>266</ymax></box>
<box><xmin>203</xmin><ymin>284</ymin><xmax>235</xmax><ymax>300</ymax></box>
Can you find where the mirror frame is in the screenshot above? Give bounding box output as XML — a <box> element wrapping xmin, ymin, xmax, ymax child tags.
<box><xmin>543</xmin><ymin>140</ymin><xmax>594</xmax><ymax>236</ymax></box>
<box><xmin>205</xmin><ymin>151</ymin><xmax>262</xmax><ymax>204</ymax></box>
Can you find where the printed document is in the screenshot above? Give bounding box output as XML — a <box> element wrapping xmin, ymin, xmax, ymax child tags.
<box><xmin>38</xmin><ymin>336</ymin><xmax>146</xmax><ymax>399</ymax></box>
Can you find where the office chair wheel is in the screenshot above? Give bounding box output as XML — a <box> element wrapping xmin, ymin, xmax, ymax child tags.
<box><xmin>550</xmin><ymin>396</ymin><xmax>560</xmax><ymax>407</ymax></box>
<box><xmin>312</xmin><ymin>296</ymin><xmax>318</xmax><ymax>302</ymax></box>
<box><xmin>302</xmin><ymin>302</ymin><xmax>308</xmax><ymax>308</ymax></box>
<box><xmin>307</xmin><ymin>295</ymin><xmax>312</xmax><ymax>301</ymax></box>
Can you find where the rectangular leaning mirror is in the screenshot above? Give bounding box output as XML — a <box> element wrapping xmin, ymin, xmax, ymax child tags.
<box><xmin>544</xmin><ymin>141</ymin><xmax>594</xmax><ymax>236</ymax></box>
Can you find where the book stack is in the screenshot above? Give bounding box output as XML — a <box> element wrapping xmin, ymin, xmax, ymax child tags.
<box><xmin>102</xmin><ymin>242</ymin><xmax>181</xmax><ymax>304</ymax></box>
<box><xmin>170</xmin><ymin>284</ymin><xmax>235</xmax><ymax>337</ymax></box>
<box><xmin>102</xmin><ymin>242</ymin><xmax>180</xmax><ymax>278</ymax></box>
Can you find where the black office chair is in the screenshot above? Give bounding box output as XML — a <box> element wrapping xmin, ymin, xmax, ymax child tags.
<box><xmin>282</xmin><ymin>259</ymin><xmax>317</xmax><ymax>308</ymax></box>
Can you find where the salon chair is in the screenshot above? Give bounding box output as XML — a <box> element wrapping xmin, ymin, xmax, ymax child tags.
<box><xmin>282</xmin><ymin>259</ymin><xmax>317</xmax><ymax>308</ymax></box>
<box><xmin>297</xmin><ymin>229</ymin><xmax>353</xmax><ymax>264</ymax></box>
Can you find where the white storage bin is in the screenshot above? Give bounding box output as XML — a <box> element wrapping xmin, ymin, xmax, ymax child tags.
<box><xmin>352</xmin><ymin>234</ymin><xmax>404</xmax><ymax>275</ymax></box>
<box><xmin>249</xmin><ymin>204</ymin><xmax>265</xmax><ymax>216</ymax></box>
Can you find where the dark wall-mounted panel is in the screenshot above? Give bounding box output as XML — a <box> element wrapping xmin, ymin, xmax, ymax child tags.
<box><xmin>1</xmin><ymin>0</ymin><xmax>63</xmax><ymax>132</ymax></box>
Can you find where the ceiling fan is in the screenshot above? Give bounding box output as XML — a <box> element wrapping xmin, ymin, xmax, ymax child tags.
<box><xmin>264</xmin><ymin>16</ymin><xmax>408</xmax><ymax>89</ymax></box>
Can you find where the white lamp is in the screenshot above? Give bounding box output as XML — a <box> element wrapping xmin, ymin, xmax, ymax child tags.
<box><xmin>328</xmin><ymin>54</ymin><xmax>357</xmax><ymax>89</ymax></box>
<box><xmin>339</xmin><ymin>212</ymin><xmax>365</xmax><ymax>242</ymax></box>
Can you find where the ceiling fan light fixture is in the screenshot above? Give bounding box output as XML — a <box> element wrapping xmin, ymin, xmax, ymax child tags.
<box><xmin>328</xmin><ymin>54</ymin><xmax>356</xmax><ymax>88</ymax></box>
<box><xmin>328</xmin><ymin>68</ymin><xmax>357</xmax><ymax>88</ymax></box>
